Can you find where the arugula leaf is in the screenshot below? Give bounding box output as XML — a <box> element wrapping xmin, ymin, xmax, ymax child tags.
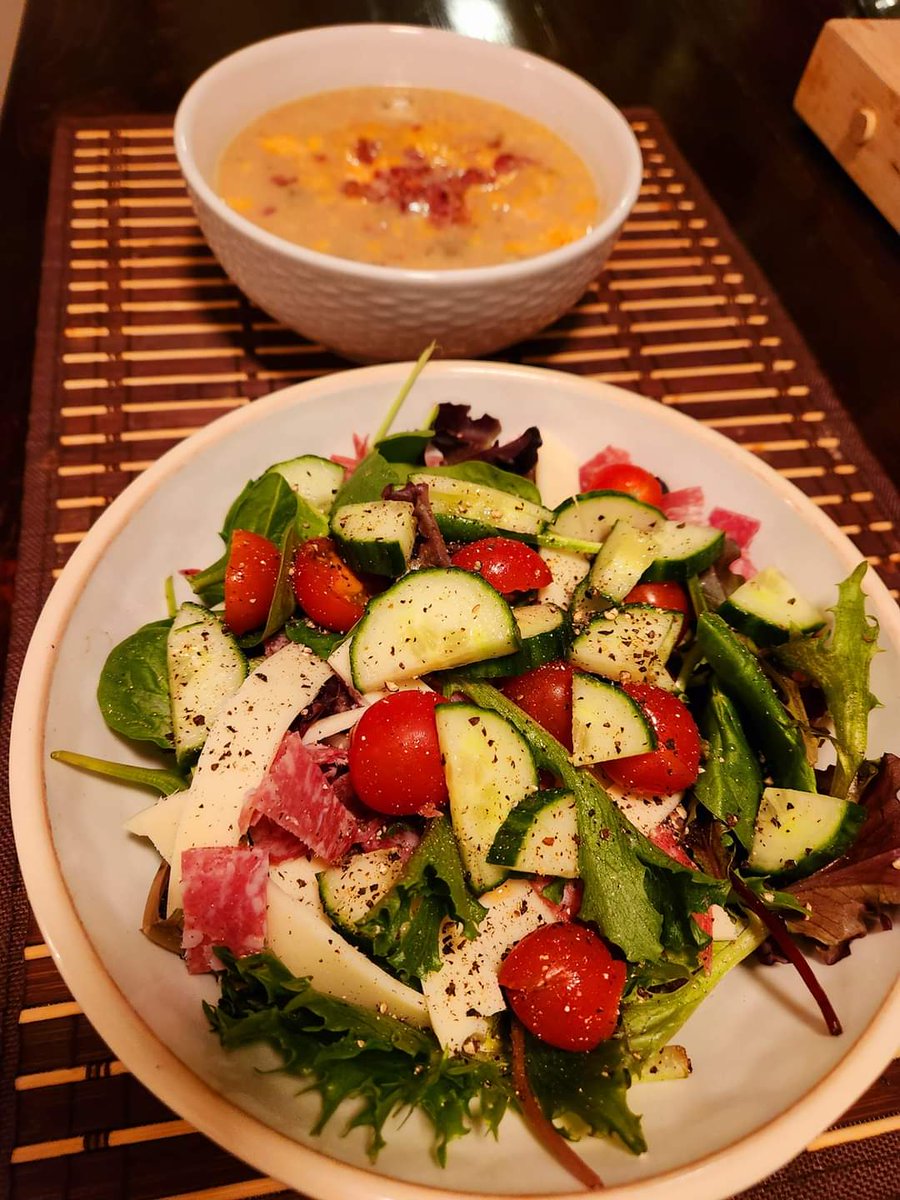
<box><xmin>523</xmin><ymin>1030</ymin><xmax>646</xmax><ymax>1155</ymax></box>
<box><xmin>693</xmin><ymin>682</ymin><xmax>763</xmax><ymax>849</ymax></box>
<box><xmin>774</xmin><ymin>563</ymin><xmax>880</xmax><ymax>799</ymax></box>
<box><xmin>621</xmin><ymin>921</ymin><xmax>765</xmax><ymax>1063</ymax></box>
<box><xmin>97</xmin><ymin>618</ymin><xmax>173</xmax><ymax>750</ymax></box>
<box><xmin>786</xmin><ymin>752</ymin><xmax>900</xmax><ymax>961</ymax></box>
<box><xmin>356</xmin><ymin>817</ymin><xmax>486</xmax><ymax>982</ymax></box>
<box><xmin>284</xmin><ymin>619</ymin><xmax>345</xmax><ymax>660</ymax></box>
<box><xmin>206</xmin><ymin>948</ymin><xmax>511</xmax><ymax>1164</ymax></box>
<box><xmin>50</xmin><ymin>749</ymin><xmax>187</xmax><ymax>795</ymax></box>
<box><xmin>190</xmin><ymin>473</ymin><xmax>299</xmax><ymax>606</ymax></box>
<box><xmin>456</xmin><ymin>680</ymin><xmax>664</xmax><ymax>963</ymax></box>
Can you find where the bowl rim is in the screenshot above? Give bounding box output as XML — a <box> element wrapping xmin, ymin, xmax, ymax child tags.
<box><xmin>172</xmin><ymin>23</ymin><xmax>643</xmax><ymax>286</ymax></box>
<box><xmin>10</xmin><ymin>361</ymin><xmax>900</xmax><ymax>1200</ymax></box>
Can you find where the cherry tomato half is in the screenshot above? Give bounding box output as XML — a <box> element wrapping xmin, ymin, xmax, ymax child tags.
<box><xmin>624</xmin><ymin>581</ymin><xmax>691</xmax><ymax>642</ymax></box>
<box><xmin>499</xmin><ymin>923</ymin><xmax>626</xmax><ymax>1051</ymax></box>
<box><xmin>501</xmin><ymin>661</ymin><xmax>575</xmax><ymax>750</ymax></box>
<box><xmin>602</xmin><ymin>683</ymin><xmax>701</xmax><ymax>796</ymax></box>
<box><xmin>292</xmin><ymin>536</ymin><xmax>374</xmax><ymax>634</ymax></box>
<box><xmin>583</xmin><ymin>462</ymin><xmax>664</xmax><ymax>508</ymax></box>
<box><xmin>223</xmin><ymin>529</ymin><xmax>281</xmax><ymax>636</ymax></box>
<box><xmin>349</xmin><ymin>691</ymin><xmax>449</xmax><ymax>816</ymax></box>
<box><xmin>450</xmin><ymin>537</ymin><xmax>553</xmax><ymax>597</ymax></box>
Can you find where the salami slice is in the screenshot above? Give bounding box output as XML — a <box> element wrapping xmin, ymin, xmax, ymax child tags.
<box><xmin>181</xmin><ymin>846</ymin><xmax>269</xmax><ymax>974</ymax></box>
<box><xmin>708</xmin><ymin>506</ymin><xmax>761</xmax><ymax>578</ymax></box>
<box><xmin>659</xmin><ymin>485</ymin><xmax>705</xmax><ymax>524</ymax></box>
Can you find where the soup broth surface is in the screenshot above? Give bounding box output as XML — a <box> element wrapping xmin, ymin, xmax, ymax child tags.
<box><xmin>217</xmin><ymin>87</ymin><xmax>599</xmax><ymax>269</ymax></box>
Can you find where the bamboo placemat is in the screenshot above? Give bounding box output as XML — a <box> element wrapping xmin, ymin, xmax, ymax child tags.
<box><xmin>3</xmin><ymin>111</ymin><xmax>900</xmax><ymax>1200</ymax></box>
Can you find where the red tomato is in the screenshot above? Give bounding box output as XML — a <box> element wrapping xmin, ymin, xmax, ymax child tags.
<box><xmin>499</xmin><ymin>923</ymin><xmax>626</xmax><ymax>1051</ymax></box>
<box><xmin>603</xmin><ymin>683</ymin><xmax>701</xmax><ymax>796</ymax></box>
<box><xmin>450</xmin><ymin>537</ymin><xmax>553</xmax><ymax>596</ymax></box>
<box><xmin>223</xmin><ymin>529</ymin><xmax>281</xmax><ymax>635</ymax></box>
<box><xmin>292</xmin><ymin>537</ymin><xmax>373</xmax><ymax>633</ymax></box>
<box><xmin>583</xmin><ymin>463</ymin><xmax>664</xmax><ymax>508</ymax></box>
<box><xmin>501</xmin><ymin>661</ymin><xmax>575</xmax><ymax>750</ymax></box>
<box><xmin>349</xmin><ymin>691</ymin><xmax>449</xmax><ymax>816</ymax></box>
<box><xmin>625</xmin><ymin>581</ymin><xmax>691</xmax><ymax>641</ymax></box>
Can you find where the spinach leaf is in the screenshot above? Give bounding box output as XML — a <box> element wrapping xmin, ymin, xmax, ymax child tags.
<box><xmin>190</xmin><ymin>473</ymin><xmax>299</xmax><ymax>606</ymax></box>
<box><xmin>332</xmin><ymin>451</ymin><xmax>407</xmax><ymax>509</ymax></box>
<box><xmin>375</xmin><ymin>429</ymin><xmax>434</xmax><ymax>463</ymax></box>
<box><xmin>524</xmin><ymin>1031</ymin><xmax>646</xmax><ymax>1155</ymax></box>
<box><xmin>356</xmin><ymin>816</ymin><xmax>486</xmax><ymax>982</ymax></box>
<box><xmin>294</xmin><ymin>494</ymin><xmax>329</xmax><ymax>542</ymax></box>
<box><xmin>206</xmin><ymin>948</ymin><xmax>511</xmax><ymax>1164</ymax></box>
<box><xmin>285</xmin><ymin>619</ymin><xmax>345</xmax><ymax>660</ymax></box>
<box><xmin>261</xmin><ymin>523</ymin><xmax>299</xmax><ymax>643</ymax></box>
<box><xmin>50</xmin><ymin>749</ymin><xmax>187</xmax><ymax>795</ymax></box>
<box><xmin>423</xmin><ymin>461</ymin><xmax>542</xmax><ymax>504</ymax></box>
<box><xmin>97</xmin><ymin>618</ymin><xmax>173</xmax><ymax>750</ymax></box>
<box><xmin>694</xmin><ymin>682</ymin><xmax>763</xmax><ymax>849</ymax></box>
<box><xmin>774</xmin><ymin>563</ymin><xmax>880</xmax><ymax>799</ymax></box>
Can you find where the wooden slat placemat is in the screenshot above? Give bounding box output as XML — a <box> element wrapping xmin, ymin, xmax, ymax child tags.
<box><xmin>3</xmin><ymin>110</ymin><xmax>900</xmax><ymax>1200</ymax></box>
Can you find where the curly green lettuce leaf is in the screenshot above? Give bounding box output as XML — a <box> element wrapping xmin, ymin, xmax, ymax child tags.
<box><xmin>523</xmin><ymin>1030</ymin><xmax>646</xmax><ymax>1155</ymax></box>
<box><xmin>356</xmin><ymin>816</ymin><xmax>486</xmax><ymax>983</ymax></box>
<box><xmin>206</xmin><ymin>948</ymin><xmax>511</xmax><ymax>1164</ymax></box>
<box><xmin>621</xmin><ymin>921</ymin><xmax>765</xmax><ymax>1064</ymax></box>
<box><xmin>774</xmin><ymin>563</ymin><xmax>880</xmax><ymax>799</ymax></box>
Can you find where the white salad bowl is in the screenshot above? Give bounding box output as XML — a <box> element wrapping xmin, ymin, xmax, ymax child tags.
<box><xmin>10</xmin><ymin>362</ymin><xmax>900</xmax><ymax>1200</ymax></box>
<box><xmin>173</xmin><ymin>25</ymin><xmax>642</xmax><ymax>362</ymax></box>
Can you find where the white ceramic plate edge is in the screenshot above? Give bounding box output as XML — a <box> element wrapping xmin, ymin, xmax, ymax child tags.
<box><xmin>10</xmin><ymin>360</ymin><xmax>900</xmax><ymax>1200</ymax></box>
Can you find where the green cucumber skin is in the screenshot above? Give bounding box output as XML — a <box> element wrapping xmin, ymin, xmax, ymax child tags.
<box><xmin>433</xmin><ymin>513</ymin><xmax>535</xmax><ymax>544</ymax></box>
<box><xmin>571</xmin><ymin>673</ymin><xmax>656</xmax><ymax>765</ymax></box>
<box><xmin>487</xmin><ymin>788</ymin><xmax>572</xmax><ymax>867</ymax></box>
<box><xmin>552</xmin><ymin>490</ymin><xmax>665</xmax><ymax>536</ymax></box>
<box><xmin>332</xmin><ymin>532</ymin><xmax>408</xmax><ymax>578</ymax></box>
<box><xmin>641</xmin><ymin>530</ymin><xmax>725</xmax><ymax>583</ymax></box>
<box><xmin>461</xmin><ymin>609</ymin><xmax>571</xmax><ymax>680</ymax></box>
<box><xmin>696</xmin><ymin>613</ymin><xmax>816</xmax><ymax>792</ymax></box>
<box><xmin>718</xmin><ymin>570</ymin><xmax>827</xmax><ymax>647</ymax></box>
<box><xmin>747</xmin><ymin>789</ymin><xmax>866</xmax><ymax>883</ymax></box>
<box><xmin>717</xmin><ymin>603</ymin><xmax>792</xmax><ymax>647</ymax></box>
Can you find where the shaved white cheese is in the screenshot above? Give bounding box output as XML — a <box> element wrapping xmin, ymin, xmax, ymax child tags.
<box><xmin>266</xmin><ymin>875</ymin><xmax>428</xmax><ymax>1027</ymax></box>
<box><xmin>421</xmin><ymin>879</ymin><xmax>557</xmax><ymax>1054</ymax></box>
<box><xmin>269</xmin><ymin>855</ymin><xmax>323</xmax><ymax>908</ymax></box>
<box><xmin>125</xmin><ymin>791</ymin><xmax>185</xmax><ymax>862</ymax></box>
<box><xmin>710</xmin><ymin>904</ymin><xmax>740</xmax><ymax>941</ymax></box>
<box><xmin>300</xmin><ymin>706</ymin><xmax>367</xmax><ymax>745</ymax></box>
<box><xmin>326</xmin><ymin>641</ymin><xmax>433</xmax><ymax>714</ymax></box>
<box><xmin>166</xmin><ymin>641</ymin><xmax>332</xmax><ymax>913</ymax></box>
<box><xmin>538</xmin><ymin>547</ymin><xmax>590</xmax><ymax>609</ymax></box>
<box><xmin>608</xmin><ymin>783</ymin><xmax>684</xmax><ymax>837</ymax></box>
<box><xmin>535</xmin><ymin>433</ymin><xmax>580</xmax><ymax>510</ymax></box>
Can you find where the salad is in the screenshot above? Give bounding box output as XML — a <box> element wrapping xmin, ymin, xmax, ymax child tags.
<box><xmin>55</xmin><ymin>361</ymin><xmax>900</xmax><ymax>1188</ymax></box>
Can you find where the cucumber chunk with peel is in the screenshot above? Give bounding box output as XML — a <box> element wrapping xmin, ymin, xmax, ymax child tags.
<box><xmin>349</xmin><ymin>567</ymin><xmax>519</xmax><ymax>691</ymax></box>
<box><xmin>571</xmin><ymin>673</ymin><xmax>657</xmax><ymax>765</ymax></box>
<box><xmin>747</xmin><ymin>786</ymin><xmax>865</xmax><ymax>881</ymax></box>
<box><xmin>330</xmin><ymin>500</ymin><xmax>416</xmax><ymax>577</ymax></box>
<box><xmin>436</xmin><ymin>702</ymin><xmax>538</xmax><ymax>892</ymax></box>
<box><xmin>166</xmin><ymin>603</ymin><xmax>247</xmax><ymax>765</ymax></box>
<box><xmin>487</xmin><ymin>788</ymin><xmax>578</xmax><ymax>876</ymax></box>
<box><xmin>569</xmin><ymin>604</ymin><xmax>681</xmax><ymax>690</ymax></box>
<box><xmin>719</xmin><ymin>567</ymin><xmax>827</xmax><ymax>646</ymax></box>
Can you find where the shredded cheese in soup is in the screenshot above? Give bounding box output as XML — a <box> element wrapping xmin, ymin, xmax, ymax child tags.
<box><xmin>217</xmin><ymin>87</ymin><xmax>599</xmax><ymax>269</ymax></box>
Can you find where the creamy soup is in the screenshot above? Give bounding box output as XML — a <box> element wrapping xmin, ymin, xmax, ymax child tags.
<box><xmin>217</xmin><ymin>87</ymin><xmax>599</xmax><ymax>269</ymax></box>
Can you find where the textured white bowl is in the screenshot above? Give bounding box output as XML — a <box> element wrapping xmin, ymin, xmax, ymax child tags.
<box><xmin>9</xmin><ymin>363</ymin><xmax>900</xmax><ymax>1200</ymax></box>
<box><xmin>173</xmin><ymin>25</ymin><xmax>642</xmax><ymax>362</ymax></box>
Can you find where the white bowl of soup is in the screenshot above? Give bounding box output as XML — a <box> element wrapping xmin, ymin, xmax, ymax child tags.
<box><xmin>174</xmin><ymin>25</ymin><xmax>642</xmax><ymax>362</ymax></box>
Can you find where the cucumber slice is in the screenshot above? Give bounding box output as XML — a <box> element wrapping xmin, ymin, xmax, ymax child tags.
<box><xmin>166</xmin><ymin>602</ymin><xmax>247</xmax><ymax>765</ymax></box>
<box><xmin>436</xmin><ymin>703</ymin><xmax>538</xmax><ymax>892</ymax></box>
<box><xmin>571</xmin><ymin>673</ymin><xmax>656</xmax><ymax>766</ymax></box>
<box><xmin>569</xmin><ymin>604</ymin><xmax>681</xmax><ymax>690</ymax></box>
<box><xmin>747</xmin><ymin>786</ymin><xmax>865</xmax><ymax>882</ymax></box>
<box><xmin>487</xmin><ymin>788</ymin><xmax>578</xmax><ymax>877</ymax></box>
<box><xmin>349</xmin><ymin>567</ymin><xmax>519</xmax><ymax>692</ymax></box>
<box><xmin>330</xmin><ymin>500</ymin><xmax>417</xmax><ymax>577</ymax></box>
<box><xmin>551</xmin><ymin>490</ymin><xmax>664</xmax><ymax>541</ymax></box>
<box><xmin>318</xmin><ymin>846</ymin><xmax>408</xmax><ymax>933</ymax></box>
<box><xmin>267</xmin><ymin>454</ymin><xmax>344</xmax><ymax>513</ymax></box>
<box><xmin>409</xmin><ymin>472</ymin><xmax>552</xmax><ymax>542</ymax></box>
<box><xmin>642</xmin><ymin>521</ymin><xmax>725</xmax><ymax>582</ymax></box>
<box><xmin>719</xmin><ymin>567</ymin><xmax>827</xmax><ymax>647</ymax></box>
<box><xmin>462</xmin><ymin>602</ymin><xmax>570</xmax><ymax>679</ymax></box>
<box><xmin>587</xmin><ymin>521</ymin><xmax>659</xmax><ymax>603</ymax></box>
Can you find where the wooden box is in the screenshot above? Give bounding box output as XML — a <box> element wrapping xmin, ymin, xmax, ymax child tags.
<box><xmin>795</xmin><ymin>19</ymin><xmax>900</xmax><ymax>232</ymax></box>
